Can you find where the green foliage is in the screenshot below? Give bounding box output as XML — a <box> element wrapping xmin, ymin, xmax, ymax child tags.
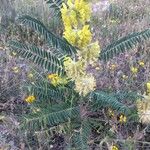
<box><xmin>108</xmin><ymin>3</ymin><xmax>124</xmax><ymax>20</ymax></box>
<box><xmin>71</xmin><ymin>120</ymin><xmax>91</xmax><ymax>150</ymax></box>
<box><xmin>17</xmin><ymin>15</ymin><xmax>76</xmax><ymax>56</ymax></box>
<box><xmin>9</xmin><ymin>40</ymin><xmax>65</xmax><ymax>75</ymax></box>
<box><xmin>91</xmin><ymin>91</ymin><xmax>130</xmax><ymax>114</ymax></box>
<box><xmin>113</xmin><ymin>91</ymin><xmax>141</xmax><ymax>102</ymax></box>
<box><xmin>21</xmin><ymin>102</ymin><xmax>80</xmax><ymax>132</ymax></box>
<box><xmin>45</xmin><ymin>0</ymin><xmax>63</xmax><ymax>18</ymax></box>
<box><xmin>23</xmin><ymin>76</ymin><xmax>78</xmax><ymax>102</ymax></box>
<box><xmin>100</xmin><ymin>29</ymin><xmax>150</xmax><ymax>61</ymax></box>
<box><xmin>23</xmin><ymin>81</ymin><xmax>65</xmax><ymax>101</ymax></box>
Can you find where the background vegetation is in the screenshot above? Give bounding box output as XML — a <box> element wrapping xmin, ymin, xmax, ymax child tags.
<box><xmin>0</xmin><ymin>0</ymin><xmax>150</xmax><ymax>150</ymax></box>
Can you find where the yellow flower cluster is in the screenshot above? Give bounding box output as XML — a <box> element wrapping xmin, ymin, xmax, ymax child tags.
<box><xmin>136</xmin><ymin>94</ymin><xmax>150</xmax><ymax>124</ymax></box>
<box><xmin>12</xmin><ymin>52</ymin><xmax>17</xmax><ymax>56</ymax></box>
<box><xmin>138</xmin><ymin>61</ymin><xmax>145</xmax><ymax>67</ymax></box>
<box><xmin>119</xmin><ymin>114</ymin><xmax>127</xmax><ymax>123</ymax></box>
<box><xmin>64</xmin><ymin>57</ymin><xmax>96</xmax><ymax>96</ymax></box>
<box><xmin>25</xmin><ymin>95</ymin><xmax>36</xmax><ymax>103</ymax></box>
<box><xmin>61</xmin><ymin>0</ymin><xmax>94</xmax><ymax>49</ymax></box>
<box><xmin>61</xmin><ymin>0</ymin><xmax>91</xmax><ymax>29</ymax></box>
<box><xmin>75</xmin><ymin>74</ymin><xmax>96</xmax><ymax>96</ymax></box>
<box><xmin>131</xmin><ymin>67</ymin><xmax>138</xmax><ymax>74</ymax></box>
<box><xmin>77</xmin><ymin>41</ymin><xmax>100</xmax><ymax>65</ymax></box>
<box><xmin>122</xmin><ymin>74</ymin><xmax>128</xmax><ymax>80</ymax></box>
<box><xmin>61</xmin><ymin>0</ymin><xmax>101</xmax><ymax>96</ymax></box>
<box><xmin>63</xmin><ymin>57</ymin><xmax>86</xmax><ymax>80</ymax></box>
<box><xmin>12</xmin><ymin>67</ymin><xmax>19</xmax><ymax>73</ymax></box>
<box><xmin>109</xmin><ymin>64</ymin><xmax>117</xmax><ymax>71</ymax></box>
<box><xmin>28</xmin><ymin>73</ymin><xmax>34</xmax><ymax>78</ymax></box>
<box><xmin>111</xmin><ymin>145</ymin><xmax>119</xmax><ymax>150</ymax></box>
<box><xmin>146</xmin><ymin>82</ymin><xmax>150</xmax><ymax>93</ymax></box>
<box><xmin>61</xmin><ymin>0</ymin><xmax>101</xmax><ymax>57</ymax></box>
<box><xmin>47</xmin><ymin>73</ymin><xmax>68</xmax><ymax>86</ymax></box>
<box><xmin>64</xmin><ymin>25</ymin><xmax>92</xmax><ymax>48</ymax></box>
<box><xmin>108</xmin><ymin>108</ymin><xmax>114</xmax><ymax>117</ymax></box>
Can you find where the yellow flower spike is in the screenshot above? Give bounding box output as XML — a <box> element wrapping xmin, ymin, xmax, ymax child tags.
<box><xmin>12</xmin><ymin>67</ymin><xmax>19</xmax><ymax>73</ymax></box>
<box><xmin>25</xmin><ymin>95</ymin><xmax>36</xmax><ymax>103</ymax></box>
<box><xmin>61</xmin><ymin>0</ymin><xmax>92</xmax><ymax>48</ymax></box>
<box><xmin>61</xmin><ymin>0</ymin><xmax>100</xmax><ymax>96</ymax></box>
<box><xmin>138</xmin><ymin>61</ymin><xmax>145</xmax><ymax>67</ymax></box>
<box><xmin>131</xmin><ymin>67</ymin><xmax>138</xmax><ymax>74</ymax></box>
